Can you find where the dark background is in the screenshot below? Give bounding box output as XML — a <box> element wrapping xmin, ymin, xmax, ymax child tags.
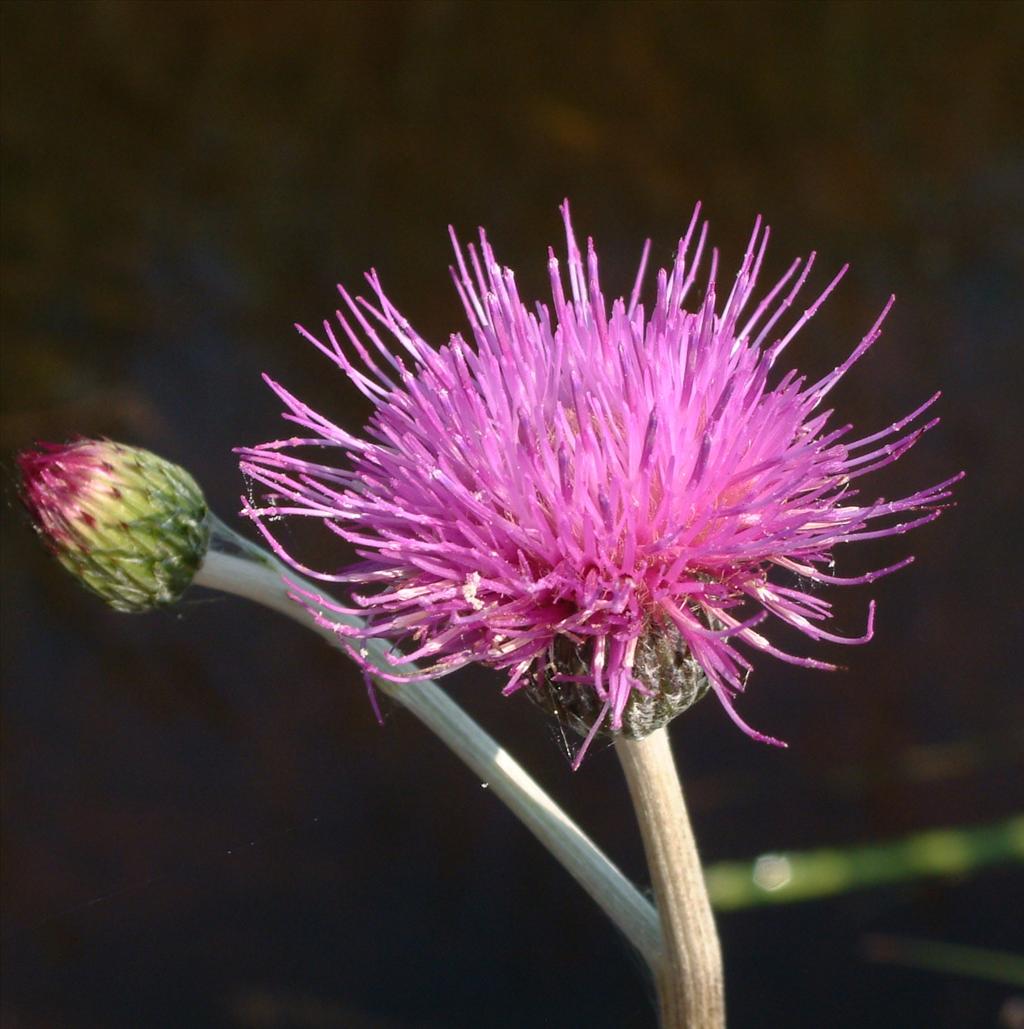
<box><xmin>2</xmin><ymin>3</ymin><xmax>1022</xmax><ymax>1027</ymax></box>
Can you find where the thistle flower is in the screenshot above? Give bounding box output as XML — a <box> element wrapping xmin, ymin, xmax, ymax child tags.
<box><xmin>18</xmin><ymin>439</ymin><xmax>210</xmax><ymax>613</ymax></box>
<box><xmin>240</xmin><ymin>203</ymin><xmax>960</xmax><ymax>763</ymax></box>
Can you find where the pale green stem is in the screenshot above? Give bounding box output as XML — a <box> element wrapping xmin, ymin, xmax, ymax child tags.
<box><xmin>617</xmin><ymin>730</ymin><xmax>725</xmax><ymax>1029</ymax></box>
<box><xmin>193</xmin><ymin>517</ymin><xmax>663</xmax><ymax>970</ymax></box>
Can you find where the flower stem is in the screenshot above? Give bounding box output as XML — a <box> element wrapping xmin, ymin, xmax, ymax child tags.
<box><xmin>193</xmin><ymin>518</ymin><xmax>662</xmax><ymax>970</ymax></box>
<box><xmin>616</xmin><ymin>729</ymin><xmax>724</xmax><ymax>1029</ymax></box>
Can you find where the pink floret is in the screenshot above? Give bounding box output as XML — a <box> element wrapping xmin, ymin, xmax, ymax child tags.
<box><xmin>18</xmin><ymin>440</ymin><xmax>108</xmax><ymax>550</ymax></box>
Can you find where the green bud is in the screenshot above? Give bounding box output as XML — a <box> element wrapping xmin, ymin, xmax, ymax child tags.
<box><xmin>18</xmin><ymin>440</ymin><xmax>210</xmax><ymax>612</ymax></box>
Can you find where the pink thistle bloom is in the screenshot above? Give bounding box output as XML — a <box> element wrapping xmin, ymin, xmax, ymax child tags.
<box><xmin>240</xmin><ymin>203</ymin><xmax>961</xmax><ymax>764</ymax></box>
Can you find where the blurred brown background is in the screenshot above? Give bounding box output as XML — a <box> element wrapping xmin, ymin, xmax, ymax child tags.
<box><xmin>2</xmin><ymin>2</ymin><xmax>1022</xmax><ymax>1027</ymax></box>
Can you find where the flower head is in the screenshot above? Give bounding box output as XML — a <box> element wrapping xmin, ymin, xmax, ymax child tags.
<box><xmin>240</xmin><ymin>203</ymin><xmax>960</xmax><ymax>763</ymax></box>
<box><xmin>19</xmin><ymin>439</ymin><xmax>210</xmax><ymax>612</ymax></box>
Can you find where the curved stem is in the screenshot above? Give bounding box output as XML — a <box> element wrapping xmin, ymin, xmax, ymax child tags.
<box><xmin>193</xmin><ymin>520</ymin><xmax>662</xmax><ymax>970</ymax></box>
<box><xmin>616</xmin><ymin>729</ymin><xmax>724</xmax><ymax>1029</ymax></box>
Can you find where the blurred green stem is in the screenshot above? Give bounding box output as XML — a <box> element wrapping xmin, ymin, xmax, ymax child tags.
<box><xmin>863</xmin><ymin>935</ymin><xmax>1024</xmax><ymax>987</ymax></box>
<box><xmin>706</xmin><ymin>814</ymin><xmax>1024</xmax><ymax>910</ymax></box>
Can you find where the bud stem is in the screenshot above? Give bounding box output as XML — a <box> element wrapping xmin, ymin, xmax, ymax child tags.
<box><xmin>616</xmin><ymin>730</ymin><xmax>725</xmax><ymax>1029</ymax></box>
<box><xmin>193</xmin><ymin>517</ymin><xmax>663</xmax><ymax>971</ymax></box>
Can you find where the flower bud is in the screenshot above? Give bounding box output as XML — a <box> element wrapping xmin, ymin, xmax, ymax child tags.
<box><xmin>18</xmin><ymin>439</ymin><xmax>210</xmax><ymax>613</ymax></box>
